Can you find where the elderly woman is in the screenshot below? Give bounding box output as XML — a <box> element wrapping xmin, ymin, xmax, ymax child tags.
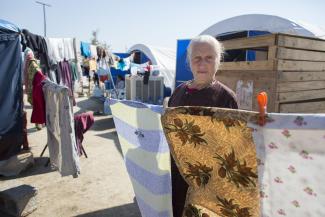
<box><xmin>168</xmin><ymin>35</ymin><xmax>238</xmax><ymax>217</ymax></box>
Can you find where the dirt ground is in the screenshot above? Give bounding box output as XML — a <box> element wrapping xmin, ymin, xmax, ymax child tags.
<box><xmin>1</xmin><ymin>96</ymin><xmax>141</xmax><ymax>217</ymax></box>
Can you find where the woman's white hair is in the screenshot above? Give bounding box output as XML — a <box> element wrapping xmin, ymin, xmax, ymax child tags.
<box><xmin>187</xmin><ymin>35</ymin><xmax>224</xmax><ymax>71</ymax></box>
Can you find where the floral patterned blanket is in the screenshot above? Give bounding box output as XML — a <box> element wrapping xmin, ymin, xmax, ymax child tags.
<box><xmin>162</xmin><ymin>107</ymin><xmax>325</xmax><ymax>217</ymax></box>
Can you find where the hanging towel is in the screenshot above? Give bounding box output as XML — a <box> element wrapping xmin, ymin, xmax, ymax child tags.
<box><xmin>110</xmin><ymin>99</ymin><xmax>173</xmax><ymax>217</ymax></box>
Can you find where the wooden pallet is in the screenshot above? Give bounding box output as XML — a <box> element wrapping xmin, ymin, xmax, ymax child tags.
<box><xmin>217</xmin><ymin>33</ymin><xmax>325</xmax><ymax>113</ymax></box>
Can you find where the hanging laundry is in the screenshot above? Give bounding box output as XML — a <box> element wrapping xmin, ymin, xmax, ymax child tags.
<box><xmin>110</xmin><ymin>99</ymin><xmax>172</xmax><ymax>217</ymax></box>
<box><xmin>0</xmin><ymin>22</ymin><xmax>23</xmax><ymax>161</ymax></box>
<box><xmin>74</xmin><ymin>112</ymin><xmax>94</xmax><ymax>156</ymax></box>
<box><xmin>45</xmin><ymin>38</ymin><xmax>64</xmax><ymax>63</ymax></box>
<box><xmin>117</xmin><ymin>57</ymin><xmax>131</xmax><ymax>71</ymax></box>
<box><xmin>80</xmin><ymin>41</ymin><xmax>91</xmax><ymax>58</ymax></box>
<box><xmin>46</xmin><ymin>38</ymin><xmax>76</xmax><ymax>64</ymax></box>
<box><xmin>21</xmin><ymin>29</ymin><xmax>50</xmax><ymax>74</ymax></box>
<box><xmin>253</xmin><ymin>113</ymin><xmax>325</xmax><ymax>217</ymax></box>
<box><xmin>42</xmin><ymin>79</ymin><xmax>80</xmax><ymax>177</ymax></box>
<box><xmin>161</xmin><ymin>107</ymin><xmax>325</xmax><ymax>217</ymax></box>
<box><xmin>69</xmin><ymin>61</ymin><xmax>79</xmax><ymax>82</ymax></box>
<box><xmin>90</xmin><ymin>45</ymin><xmax>98</xmax><ymax>59</ymax></box>
<box><xmin>31</xmin><ymin>71</ymin><xmax>46</xmax><ymax>124</ymax></box>
<box><xmin>63</xmin><ymin>38</ymin><xmax>75</xmax><ymax>61</ymax></box>
<box><xmin>58</xmin><ymin>60</ymin><xmax>75</xmax><ymax>105</ymax></box>
<box><xmin>89</xmin><ymin>59</ymin><xmax>97</xmax><ymax>72</ymax></box>
<box><xmin>73</xmin><ymin>38</ymin><xmax>83</xmax><ymax>81</ymax></box>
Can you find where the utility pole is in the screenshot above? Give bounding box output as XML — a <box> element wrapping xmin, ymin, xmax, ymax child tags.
<box><xmin>35</xmin><ymin>1</ymin><xmax>51</xmax><ymax>37</ymax></box>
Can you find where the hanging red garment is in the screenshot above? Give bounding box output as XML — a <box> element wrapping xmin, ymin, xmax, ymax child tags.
<box><xmin>31</xmin><ymin>71</ymin><xmax>46</xmax><ymax>124</ymax></box>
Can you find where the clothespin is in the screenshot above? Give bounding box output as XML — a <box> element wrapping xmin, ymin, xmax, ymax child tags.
<box><xmin>257</xmin><ymin>92</ymin><xmax>268</xmax><ymax>126</ymax></box>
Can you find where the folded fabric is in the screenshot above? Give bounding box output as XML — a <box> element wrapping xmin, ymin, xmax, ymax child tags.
<box><xmin>110</xmin><ymin>99</ymin><xmax>172</xmax><ymax>217</ymax></box>
<box><xmin>161</xmin><ymin>107</ymin><xmax>325</xmax><ymax>217</ymax></box>
<box><xmin>74</xmin><ymin>112</ymin><xmax>94</xmax><ymax>156</ymax></box>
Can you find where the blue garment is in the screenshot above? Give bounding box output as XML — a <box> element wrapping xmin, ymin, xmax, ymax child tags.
<box><xmin>0</xmin><ymin>19</ymin><xmax>23</xmax><ymax>161</ymax></box>
<box><xmin>80</xmin><ymin>42</ymin><xmax>91</xmax><ymax>58</ymax></box>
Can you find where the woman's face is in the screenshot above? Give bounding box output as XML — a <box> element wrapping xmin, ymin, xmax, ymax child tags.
<box><xmin>190</xmin><ymin>42</ymin><xmax>217</xmax><ymax>84</ymax></box>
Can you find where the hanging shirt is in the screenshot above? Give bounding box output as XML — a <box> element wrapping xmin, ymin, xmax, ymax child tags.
<box><xmin>80</xmin><ymin>41</ymin><xmax>91</xmax><ymax>58</ymax></box>
<box><xmin>45</xmin><ymin>38</ymin><xmax>64</xmax><ymax>63</ymax></box>
<box><xmin>90</xmin><ymin>45</ymin><xmax>98</xmax><ymax>59</ymax></box>
<box><xmin>63</xmin><ymin>38</ymin><xmax>75</xmax><ymax>61</ymax></box>
<box><xmin>22</xmin><ymin>29</ymin><xmax>50</xmax><ymax>74</ymax></box>
<box><xmin>46</xmin><ymin>38</ymin><xmax>76</xmax><ymax>63</ymax></box>
<box><xmin>59</xmin><ymin>60</ymin><xmax>75</xmax><ymax>105</ymax></box>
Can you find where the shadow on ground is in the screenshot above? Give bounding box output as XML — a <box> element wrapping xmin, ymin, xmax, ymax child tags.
<box><xmin>76</xmin><ymin>97</ymin><xmax>104</xmax><ymax>114</ymax></box>
<box><xmin>74</xmin><ymin>200</ymin><xmax>141</xmax><ymax>217</ymax></box>
<box><xmin>90</xmin><ymin>117</ymin><xmax>115</xmax><ymax>131</ymax></box>
<box><xmin>96</xmin><ymin>131</ymin><xmax>123</xmax><ymax>158</ymax></box>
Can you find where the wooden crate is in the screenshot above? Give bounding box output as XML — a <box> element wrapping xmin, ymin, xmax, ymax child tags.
<box><xmin>217</xmin><ymin>33</ymin><xmax>325</xmax><ymax>113</ymax></box>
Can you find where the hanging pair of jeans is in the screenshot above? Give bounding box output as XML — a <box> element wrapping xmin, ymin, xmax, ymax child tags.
<box><xmin>42</xmin><ymin>79</ymin><xmax>80</xmax><ymax>177</ymax></box>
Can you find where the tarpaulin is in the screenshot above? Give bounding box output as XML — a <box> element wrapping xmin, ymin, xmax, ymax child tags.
<box><xmin>0</xmin><ymin>19</ymin><xmax>23</xmax><ymax>160</ymax></box>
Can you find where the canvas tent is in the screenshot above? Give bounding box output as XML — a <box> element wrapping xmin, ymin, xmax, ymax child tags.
<box><xmin>0</xmin><ymin>19</ymin><xmax>23</xmax><ymax>161</ymax></box>
<box><xmin>128</xmin><ymin>44</ymin><xmax>176</xmax><ymax>91</ymax></box>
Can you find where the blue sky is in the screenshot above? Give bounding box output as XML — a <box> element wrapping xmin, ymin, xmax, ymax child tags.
<box><xmin>1</xmin><ymin>0</ymin><xmax>325</xmax><ymax>52</ymax></box>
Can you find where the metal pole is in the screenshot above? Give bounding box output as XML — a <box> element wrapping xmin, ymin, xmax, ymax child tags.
<box><xmin>43</xmin><ymin>5</ymin><xmax>46</xmax><ymax>36</ymax></box>
<box><xmin>35</xmin><ymin>1</ymin><xmax>51</xmax><ymax>37</ymax></box>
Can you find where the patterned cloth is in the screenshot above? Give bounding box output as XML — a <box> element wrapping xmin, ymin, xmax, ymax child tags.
<box><xmin>161</xmin><ymin>107</ymin><xmax>325</xmax><ymax>217</ymax></box>
<box><xmin>253</xmin><ymin>113</ymin><xmax>325</xmax><ymax>217</ymax></box>
<box><xmin>110</xmin><ymin>99</ymin><xmax>172</xmax><ymax>217</ymax></box>
<box><xmin>162</xmin><ymin>107</ymin><xmax>260</xmax><ymax>217</ymax></box>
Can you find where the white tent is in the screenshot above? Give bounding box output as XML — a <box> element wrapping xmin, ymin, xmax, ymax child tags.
<box><xmin>128</xmin><ymin>44</ymin><xmax>176</xmax><ymax>91</ymax></box>
<box><xmin>200</xmin><ymin>14</ymin><xmax>325</xmax><ymax>39</ymax></box>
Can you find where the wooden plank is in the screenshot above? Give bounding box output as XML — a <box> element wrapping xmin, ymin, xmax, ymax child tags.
<box><xmin>278</xmin><ymin>71</ymin><xmax>325</xmax><ymax>82</ymax></box>
<box><xmin>277</xmin><ymin>60</ymin><xmax>325</xmax><ymax>71</ymax></box>
<box><xmin>268</xmin><ymin>46</ymin><xmax>277</xmax><ymax>60</ymax></box>
<box><xmin>217</xmin><ymin>70</ymin><xmax>275</xmax><ymax>79</ymax></box>
<box><xmin>222</xmin><ymin>34</ymin><xmax>276</xmax><ymax>50</ymax></box>
<box><xmin>280</xmin><ymin>100</ymin><xmax>325</xmax><ymax>113</ymax></box>
<box><xmin>277</xmin><ymin>47</ymin><xmax>325</xmax><ymax>61</ymax></box>
<box><xmin>217</xmin><ymin>74</ymin><xmax>277</xmax><ymax>112</ymax></box>
<box><xmin>277</xmin><ymin>34</ymin><xmax>325</xmax><ymax>52</ymax></box>
<box><xmin>220</xmin><ymin>60</ymin><xmax>275</xmax><ymax>71</ymax></box>
<box><xmin>278</xmin><ymin>89</ymin><xmax>325</xmax><ymax>102</ymax></box>
<box><xmin>277</xmin><ymin>81</ymin><xmax>325</xmax><ymax>92</ymax></box>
